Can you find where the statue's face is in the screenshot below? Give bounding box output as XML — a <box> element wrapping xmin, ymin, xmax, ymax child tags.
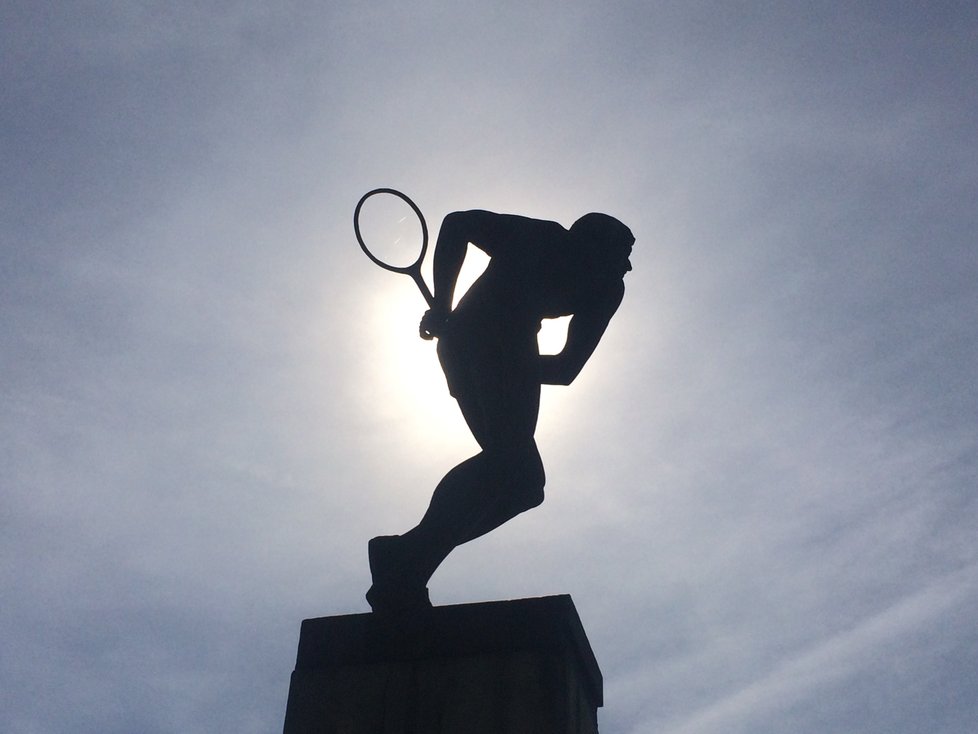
<box><xmin>618</xmin><ymin>240</ymin><xmax>634</xmax><ymax>277</ymax></box>
<box><xmin>578</xmin><ymin>238</ymin><xmax>632</xmax><ymax>285</ymax></box>
<box><xmin>604</xmin><ymin>237</ymin><xmax>634</xmax><ymax>279</ymax></box>
<box><xmin>570</xmin><ymin>217</ymin><xmax>634</xmax><ymax>280</ymax></box>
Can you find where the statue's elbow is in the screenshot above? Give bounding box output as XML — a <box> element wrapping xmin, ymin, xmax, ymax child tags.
<box><xmin>540</xmin><ymin>356</ymin><xmax>583</xmax><ymax>386</ymax></box>
<box><xmin>440</xmin><ymin>211</ymin><xmax>465</xmax><ymax>234</ymax></box>
<box><xmin>442</xmin><ymin>209</ymin><xmax>484</xmax><ymax>233</ymax></box>
<box><xmin>544</xmin><ymin>369</ymin><xmax>574</xmax><ymax>386</ymax></box>
<box><xmin>559</xmin><ymin>363</ymin><xmax>586</xmax><ymax>386</ymax></box>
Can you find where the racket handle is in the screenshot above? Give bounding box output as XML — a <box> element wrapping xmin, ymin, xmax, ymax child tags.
<box><xmin>412</xmin><ymin>272</ymin><xmax>435</xmax><ymax>307</ymax></box>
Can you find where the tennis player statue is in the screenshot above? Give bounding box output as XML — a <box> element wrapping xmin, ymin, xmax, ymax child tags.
<box><xmin>366</xmin><ymin>208</ymin><xmax>634</xmax><ymax>613</ymax></box>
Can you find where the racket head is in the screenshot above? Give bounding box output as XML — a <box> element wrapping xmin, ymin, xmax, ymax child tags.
<box><xmin>353</xmin><ymin>188</ymin><xmax>429</xmax><ymax>274</ymax></box>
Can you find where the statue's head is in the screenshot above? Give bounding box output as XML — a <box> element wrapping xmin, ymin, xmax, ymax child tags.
<box><xmin>570</xmin><ymin>213</ymin><xmax>634</xmax><ymax>277</ymax></box>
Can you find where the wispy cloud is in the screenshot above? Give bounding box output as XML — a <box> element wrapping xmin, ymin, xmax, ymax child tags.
<box><xmin>2</xmin><ymin>3</ymin><xmax>975</xmax><ymax>732</ymax></box>
<box><xmin>659</xmin><ymin>565</ymin><xmax>978</xmax><ymax>734</ymax></box>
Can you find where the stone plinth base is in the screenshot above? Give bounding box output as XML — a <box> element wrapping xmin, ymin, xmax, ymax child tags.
<box><xmin>283</xmin><ymin>595</ymin><xmax>602</xmax><ymax>733</ymax></box>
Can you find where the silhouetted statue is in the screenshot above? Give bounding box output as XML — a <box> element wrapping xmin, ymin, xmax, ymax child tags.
<box><xmin>367</xmin><ymin>209</ymin><xmax>634</xmax><ymax>613</ymax></box>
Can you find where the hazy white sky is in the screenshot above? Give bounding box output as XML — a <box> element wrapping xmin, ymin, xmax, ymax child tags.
<box><xmin>3</xmin><ymin>2</ymin><xmax>976</xmax><ymax>732</ymax></box>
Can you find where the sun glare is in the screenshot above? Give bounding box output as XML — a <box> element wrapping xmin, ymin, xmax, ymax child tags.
<box><xmin>451</xmin><ymin>246</ymin><xmax>489</xmax><ymax>308</ymax></box>
<box><xmin>362</xmin><ymin>247</ymin><xmax>494</xmax><ymax>461</ymax></box>
<box><xmin>537</xmin><ymin>316</ymin><xmax>570</xmax><ymax>355</ymax></box>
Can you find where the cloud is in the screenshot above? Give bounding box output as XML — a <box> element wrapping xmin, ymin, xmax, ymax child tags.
<box><xmin>655</xmin><ymin>565</ymin><xmax>978</xmax><ymax>734</ymax></box>
<box><xmin>2</xmin><ymin>3</ymin><xmax>976</xmax><ymax>732</ymax></box>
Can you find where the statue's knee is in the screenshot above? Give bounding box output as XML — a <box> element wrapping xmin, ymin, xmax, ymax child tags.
<box><xmin>488</xmin><ymin>443</ymin><xmax>545</xmax><ymax>511</ymax></box>
<box><xmin>517</xmin><ymin>458</ymin><xmax>545</xmax><ymax>511</ymax></box>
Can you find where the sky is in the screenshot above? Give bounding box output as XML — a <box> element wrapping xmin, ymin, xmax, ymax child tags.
<box><xmin>2</xmin><ymin>2</ymin><xmax>976</xmax><ymax>732</ymax></box>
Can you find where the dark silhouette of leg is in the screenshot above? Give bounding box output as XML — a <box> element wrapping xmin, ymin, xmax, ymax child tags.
<box><xmin>400</xmin><ymin>441</ymin><xmax>545</xmax><ymax>583</ymax></box>
<box><xmin>366</xmin><ymin>334</ymin><xmax>544</xmax><ymax>612</ymax></box>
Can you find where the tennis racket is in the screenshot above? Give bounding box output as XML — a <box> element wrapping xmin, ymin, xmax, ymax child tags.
<box><xmin>354</xmin><ymin>188</ymin><xmax>434</xmax><ymax>307</ymax></box>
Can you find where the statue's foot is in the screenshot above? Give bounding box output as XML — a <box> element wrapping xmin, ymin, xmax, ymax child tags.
<box><xmin>367</xmin><ymin>535</ymin><xmax>403</xmax><ymax>586</ymax></box>
<box><xmin>367</xmin><ymin>535</ymin><xmax>432</xmax><ymax>614</ymax></box>
<box><xmin>365</xmin><ymin>582</ymin><xmax>432</xmax><ymax>615</ymax></box>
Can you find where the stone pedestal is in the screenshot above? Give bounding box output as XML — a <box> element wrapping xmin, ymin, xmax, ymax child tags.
<box><xmin>283</xmin><ymin>595</ymin><xmax>602</xmax><ymax>733</ymax></box>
